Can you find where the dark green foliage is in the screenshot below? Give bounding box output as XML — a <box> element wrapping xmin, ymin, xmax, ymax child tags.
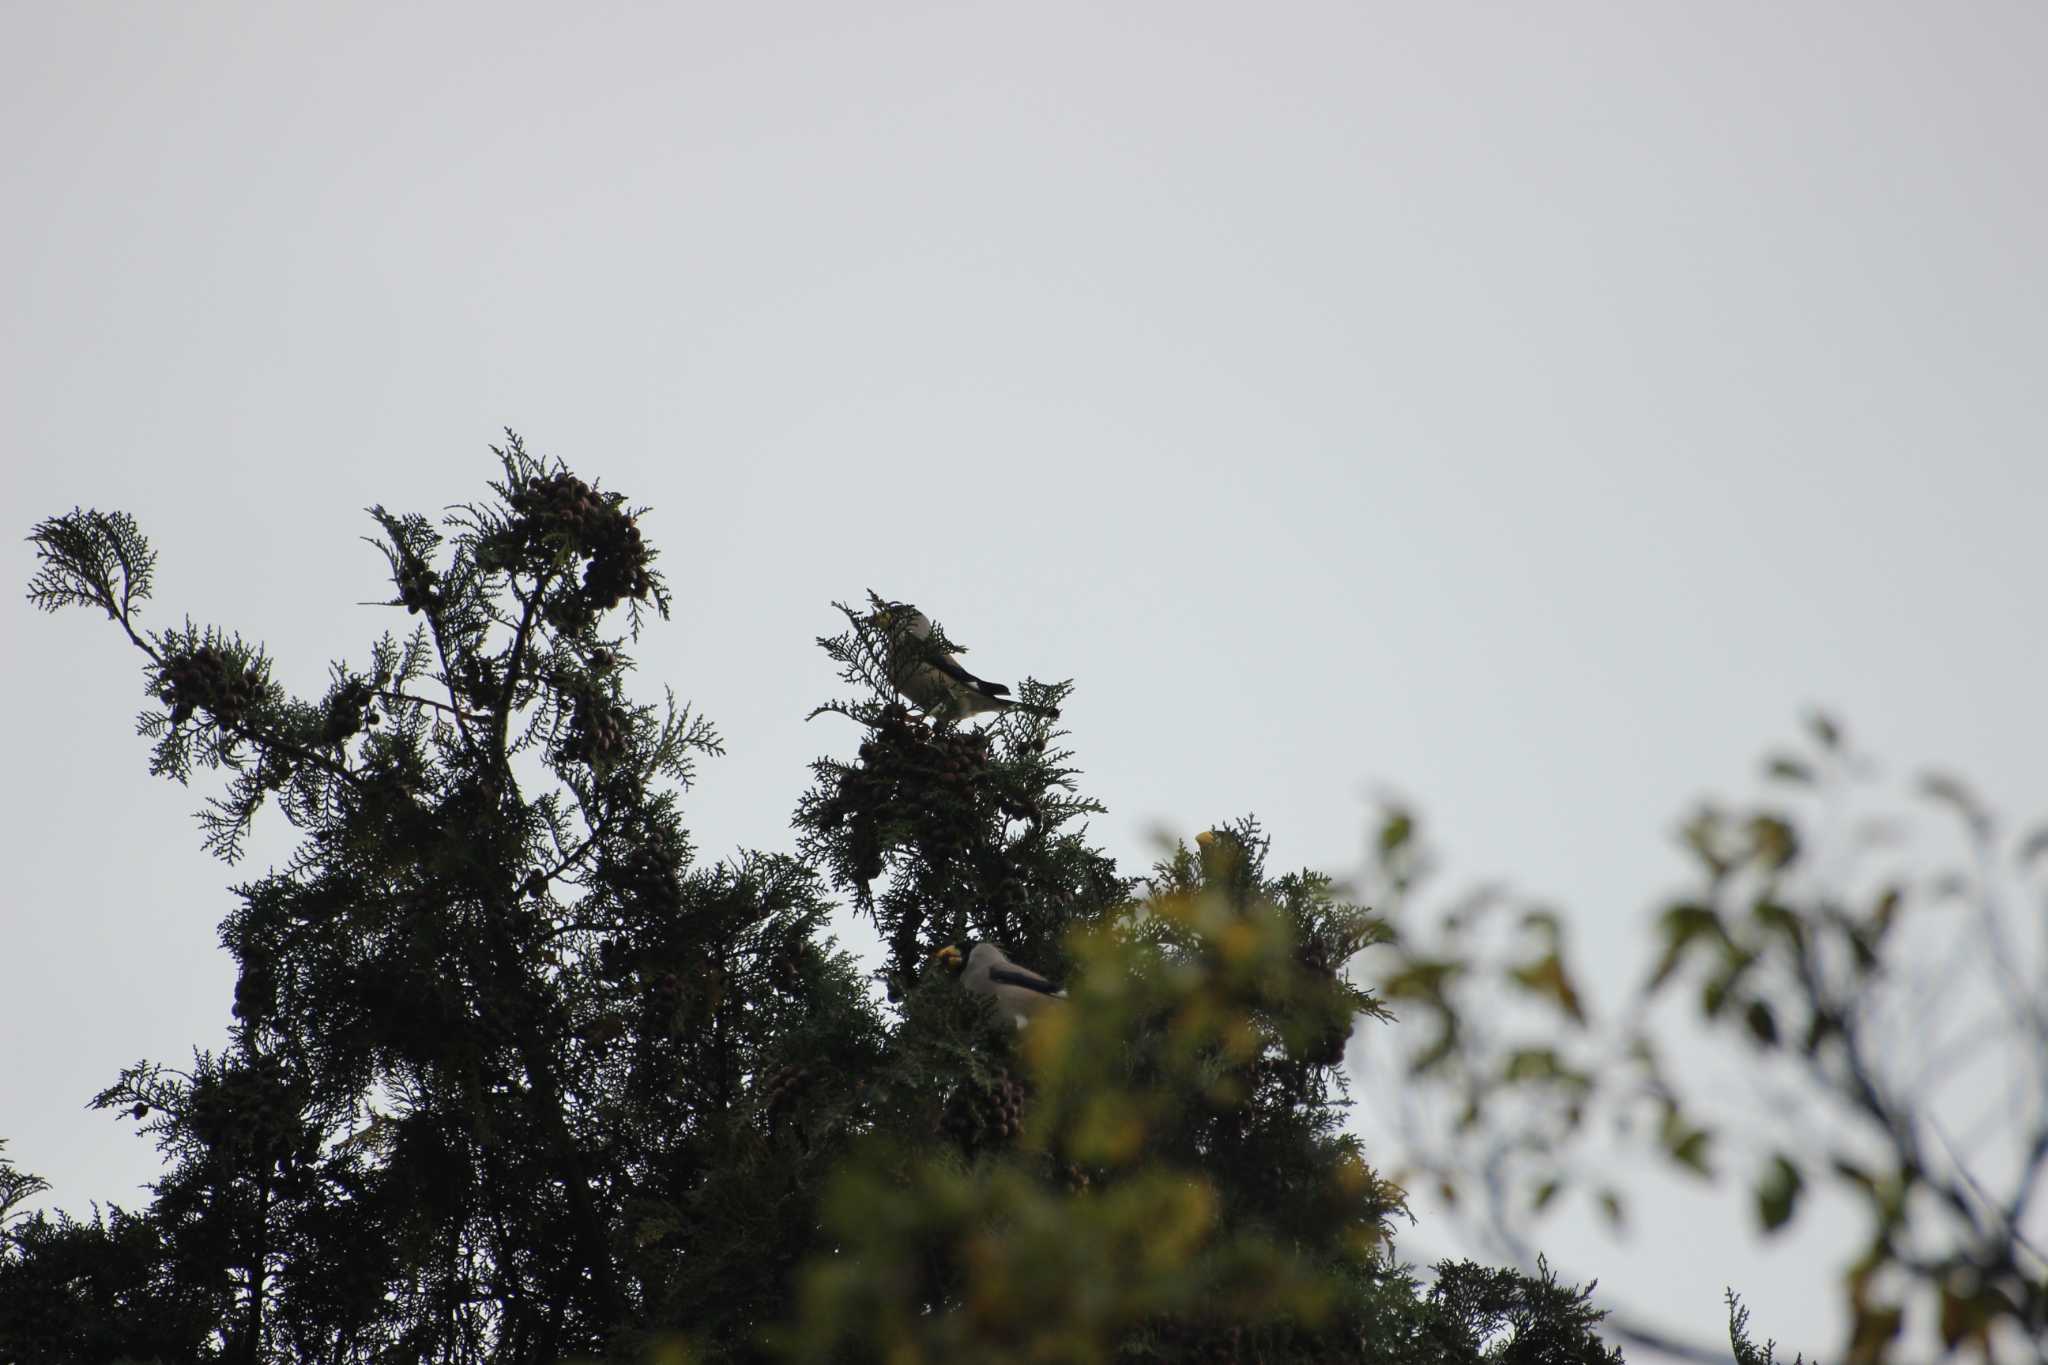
<box><xmin>7</xmin><ymin>439</ymin><xmax>1624</xmax><ymax>1363</ymax></box>
<box><xmin>0</xmin><ymin>1202</ymin><xmax>229</xmax><ymax>1363</ymax></box>
<box><xmin>1726</xmin><ymin>1290</ymin><xmax>1804</xmax><ymax>1365</ymax></box>
<box><xmin>1419</xmin><ymin>1261</ymin><xmax>1624</xmax><ymax>1365</ymax></box>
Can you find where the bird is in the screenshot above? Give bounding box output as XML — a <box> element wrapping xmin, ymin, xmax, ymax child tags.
<box><xmin>935</xmin><ymin>941</ymin><xmax>1066</xmax><ymax>1027</ymax></box>
<box><xmin>869</xmin><ymin>601</ymin><xmax>1059</xmax><ymax>721</ymax></box>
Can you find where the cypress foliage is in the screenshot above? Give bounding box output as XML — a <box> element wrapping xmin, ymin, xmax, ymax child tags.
<box><xmin>6</xmin><ymin>438</ymin><xmax>1622</xmax><ymax>1363</ymax></box>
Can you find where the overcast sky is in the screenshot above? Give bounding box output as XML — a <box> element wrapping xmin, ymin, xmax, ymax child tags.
<box><xmin>4</xmin><ymin>3</ymin><xmax>2044</xmax><ymax>1358</ymax></box>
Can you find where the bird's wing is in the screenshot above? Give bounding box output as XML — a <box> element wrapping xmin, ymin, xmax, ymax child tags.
<box><xmin>987</xmin><ymin>964</ymin><xmax>1062</xmax><ymax>996</ymax></box>
<box><xmin>926</xmin><ymin>650</ymin><xmax>1011</xmax><ymax>699</ymax></box>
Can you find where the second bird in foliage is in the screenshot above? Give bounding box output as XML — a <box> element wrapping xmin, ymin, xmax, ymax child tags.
<box><xmin>937</xmin><ymin>941</ymin><xmax>1067</xmax><ymax>1028</ymax></box>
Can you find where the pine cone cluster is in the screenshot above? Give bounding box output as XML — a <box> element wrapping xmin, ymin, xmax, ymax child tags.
<box><xmin>157</xmin><ymin>645</ymin><xmax>260</xmax><ymax>727</ymax></box>
<box><xmin>395</xmin><ymin>553</ymin><xmax>439</xmax><ymax>614</ymax></box>
<box><xmin>989</xmin><ymin>874</ymin><xmax>1029</xmax><ymax>926</ymax></box>
<box><xmin>233</xmin><ymin>948</ymin><xmax>277</xmax><ymax>1023</ymax></box>
<box><xmin>508</xmin><ymin>470</ymin><xmax>609</xmax><ymax>546</ymax></box>
<box><xmin>185</xmin><ymin>1058</ymin><xmax>308</xmax><ymax>1171</ymax></box>
<box><xmin>769</xmin><ymin>933</ymin><xmax>808</xmax><ymax>994</ymax></box>
<box><xmin>758</xmin><ymin>1062</ymin><xmax>813</xmax><ymax>1130</ymax></box>
<box><xmin>645</xmin><ymin>962</ymin><xmax>722</xmax><ymax>1036</ymax></box>
<box><xmin>320</xmin><ymin>675</ymin><xmax>378</xmax><ymax>745</ymax></box>
<box><xmin>939</xmin><ymin>1069</ymin><xmax>1028</xmax><ymax>1150</ymax></box>
<box><xmin>1301</xmin><ymin>1010</ymin><xmax>1351</xmax><ymax>1068</ymax></box>
<box><xmin>816</xmin><ymin>704</ymin><xmax>996</xmax><ymax>881</ymax></box>
<box><xmin>609</xmin><ymin>844</ymin><xmax>683</xmax><ymax>915</ymax></box>
<box><xmin>562</xmin><ymin>688</ymin><xmax>631</xmax><ymax>768</ymax></box>
<box><xmin>454</xmin><ymin>656</ymin><xmax>499</xmax><ymax>707</ymax></box>
<box><xmin>578</xmin><ymin>512</ymin><xmax>652</xmax><ymax>612</ymax></box>
<box><xmin>1282</xmin><ymin>944</ymin><xmax>1351</xmax><ymax>1067</ymax></box>
<box><xmin>483</xmin><ymin>471</ymin><xmax>655</xmax><ymax>631</ymax></box>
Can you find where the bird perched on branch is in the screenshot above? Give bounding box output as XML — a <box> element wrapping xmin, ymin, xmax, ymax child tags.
<box><xmin>869</xmin><ymin>601</ymin><xmax>1059</xmax><ymax>721</ymax></box>
<box><xmin>936</xmin><ymin>941</ymin><xmax>1066</xmax><ymax>1027</ymax></box>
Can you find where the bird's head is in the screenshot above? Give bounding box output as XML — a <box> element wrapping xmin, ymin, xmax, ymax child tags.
<box><xmin>871</xmin><ymin>601</ymin><xmax>932</xmax><ymax>641</ymax></box>
<box><xmin>933</xmin><ymin>943</ymin><xmax>966</xmax><ymax>974</ymax></box>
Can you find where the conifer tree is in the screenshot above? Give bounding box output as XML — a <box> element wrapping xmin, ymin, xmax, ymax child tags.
<box><xmin>14</xmin><ymin>439</ymin><xmax>881</xmax><ymax>1361</ymax></box>
<box><xmin>7</xmin><ymin>438</ymin><xmax>1625</xmax><ymax>1363</ymax></box>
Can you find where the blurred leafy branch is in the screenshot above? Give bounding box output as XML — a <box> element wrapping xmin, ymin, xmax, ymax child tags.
<box><xmin>1350</xmin><ymin>713</ymin><xmax>2048</xmax><ymax>1363</ymax></box>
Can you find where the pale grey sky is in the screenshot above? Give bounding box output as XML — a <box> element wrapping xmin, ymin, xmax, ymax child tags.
<box><xmin>4</xmin><ymin>3</ymin><xmax>2044</xmax><ymax>1358</ymax></box>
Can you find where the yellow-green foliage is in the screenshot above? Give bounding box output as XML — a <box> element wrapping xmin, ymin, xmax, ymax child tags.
<box><xmin>779</xmin><ymin>845</ymin><xmax>1400</xmax><ymax>1363</ymax></box>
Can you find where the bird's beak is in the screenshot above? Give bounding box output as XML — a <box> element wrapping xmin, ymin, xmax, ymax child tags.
<box><xmin>933</xmin><ymin>944</ymin><xmax>964</xmax><ymax>971</ymax></box>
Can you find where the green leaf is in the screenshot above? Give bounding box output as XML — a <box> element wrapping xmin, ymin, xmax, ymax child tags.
<box><xmin>1596</xmin><ymin>1188</ymin><xmax>1627</xmax><ymax>1230</ymax></box>
<box><xmin>1701</xmin><ymin>978</ymin><xmax>1725</xmax><ymax>1017</ymax></box>
<box><xmin>1659</xmin><ymin>901</ymin><xmax>1723</xmax><ymax>940</ymax></box>
<box><xmin>1645</xmin><ymin>902</ymin><xmax>1724</xmax><ymax>992</ymax></box>
<box><xmin>1503</xmin><ymin>1047</ymin><xmax>1564</xmax><ymax>1083</ymax></box>
<box><xmin>1669</xmin><ymin>1130</ymin><xmax>1712</xmax><ymax>1176</ymax></box>
<box><xmin>1679</xmin><ymin>808</ymin><xmax>1731</xmax><ymax>876</ymax></box>
<box><xmin>1752</xmin><ymin>899</ymin><xmax>1799</xmax><ymax>935</ymax></box>
<box><xmin>1377</xmin><ymin>809</ymin><xmax>1413</xmax><ymax>855</ymax></box>
<box><xmin>1379</xmin><ymin>957</ymin><xmax>1461</xmax><ymax>1002</ymax></box>
<box><xmin>1755</xmin><ymin>1154</ymin><xmax>1802</xmax><ymax>1233</ymax></box>
<box><xmin>1659</xmin><ymin>1108</ymin><xmax>1714</xmax><ymax>1178</ymax></box>
<box><xmin>1743</xmin><ymin>999</ymin><xmax>1778</xmax><ymax>1047</ymax></box>
<box><xmin>1408</xmin><ymin>1028</ymin><xmax>1457</xmax><ymax>1076</ymax></box>
<box><xmin>1748</xmin><ymin>815</ymin><xmax>1798</xmax><ymax>871</ymax></box>
<box><xmin>1508</xmin><ymin>951</ymin><xmax>1587</xmax><ymax>1025</ymax></box>
<box><xmin>1763</xmin><ymin>754</ymin><xmax>1813</xmax><ymax>783</ymax></box>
